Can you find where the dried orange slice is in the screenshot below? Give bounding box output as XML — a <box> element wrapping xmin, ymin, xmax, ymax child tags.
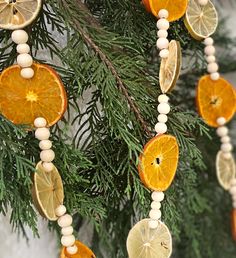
<box><xmin>216</xmin><ymin>151</ymin><xmax>236</xmax><ymax>190</ymax></box>
<box><xmin>159</xmin><ymin>40</ymin><xmax>181</xmax><ymax>93</ymax></box>
<box><xmin>127</xmin><ymin>219</ymin><xmax>172</xmax><ymax>258</ymax></box>
<box><xmin>196</xmin><ymin>75</ymin><xmax>236</xmax><ymax>127</ymax></box>
<box><xmin>32</xmin><ymin>162</ymin><xmax>64</xmax><ymax>221</ymax></box>
<box><xmin>0</xmin><ymin>64</ymin><xmax>67</xmax><ymax>127</ymax></box>
<box><xmin>148</xmin><ymin>0</ymin><xmax>188</xmax><ymax>22</ymax></box>
<box><xmin>60</xmin><ymin>240</ymin><xmax>96</xmax><ymax>258</ymax></box>
<box><xmin>138</xmin><ymin>134</ymin><xmax>179</xmax><ymax>191</ymax></box>
<box><xmin>184</xmin><ymin>0</ymin><xmax>218</xmax><ymax>40</ymax></box>
<box><xmin>0</xmin><ymin>0</ymin><xmax>42</xmax><ymax>30</ymax></box>
<box><xmin>231</xmin><ymin>209</ymin><xmax>236</xmax><ymax>242</ymax></box>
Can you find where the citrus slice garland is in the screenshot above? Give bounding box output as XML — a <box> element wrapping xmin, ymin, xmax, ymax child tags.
<box><xmin>139</xmin><ymin>134</ymin><xmax>179</xmax><ymax>191</ymax></box>
<box><xmin>0</xmin><ymin>63</ymin><xmax>67</xmax><ymax>127</ymax></box>
<box><xmin>216</xmin><ymin>151</ymin><xmax>236</xmax><ymax>190</ymax></box>
<box><xmin>0</xmin><ymin>0</ymin><xmax>42</xmax><ymax>30</ymax></box>
<box><xmin>32</xmin><ymin>161</ymin><xmax>64</xmax><ymax>221</ymax></box>
<box><xmin>60</xmin><ymin>240</ymin><xmax>96</xmax><ymax>258</ymax></box>
<box><xmin>147</xmin><ymin>0</ymin><xmax>188</xmax><ymax>22</ymax></box>
<box><xmin>184</xmin><ymin>0</ymin><xmax>218</xmax><ymax>40</ymax></box>
<box><xmin>159</xmin><ymin>40</ymin><xmax>182</xmax><ymax>93</ymax></box>
<box><xmin>196</xmin><ymin>75</ymin><xmax>236</xmax><ymax>127</ymax></box>
<box><xmin>127</xmin><ymin>219</ymin><xmax>172</xmax><ymax>258</ymax></box>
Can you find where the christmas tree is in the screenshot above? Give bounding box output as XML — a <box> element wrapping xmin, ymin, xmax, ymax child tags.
<box><xmin>0</xmin><ymin>0</ymin><xmax>236</xmax><ymax>257</ymax></box>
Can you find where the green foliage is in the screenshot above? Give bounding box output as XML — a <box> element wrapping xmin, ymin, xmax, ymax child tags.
<box><xmin>0</xmin><ymin>0</ymin><xmax>235</xmax><ymax>257</ymax></box>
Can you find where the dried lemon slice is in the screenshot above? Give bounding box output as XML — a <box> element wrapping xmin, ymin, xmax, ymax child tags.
<box><xmin>0</xmin><ymin>0</ymin><xmax>42</xmax><ymax>30</ymax></box>
<box><xmin>127</xmin><ymin>219</ymin><xmax>172</xmax><ymax>258</ymax></box>
<box><xmin>32</xmin><ymin>161</ymin><xmax>64</xmax><ymax>221</ymax></box>
<box><xmin>159</xmin><ymin>40</ymin><xmax>181</xmax><ymax>93</ymax></box>
<box><xmin>184</xmin><ymin>0</ymin><xmax>218</xmax><ymax>40</ymax></box>
<box><xmin>216</xmin><ymin>151</ymin><xmax>236</xmax><ymax>190</ymax></box>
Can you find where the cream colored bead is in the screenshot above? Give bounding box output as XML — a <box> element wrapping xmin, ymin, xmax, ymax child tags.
<box><xmin>216</xmin><ymin>117</ymin><xmax>226</xmax><ymax>126</ymax></box>
<box><xmin>156</xmin><ymin>38</ymin><xmax>169</xmax><ymax>50</ymax></box>
<box><xmin>61</xmin><ymin>226</ymin><xmax>74</xmax><ymax>236</ymax></box>
<box><xmin>158</xmin><ymin>94</ymin><xmax>169</xmax><ymax>103</ymax></box>
<box><xmin>17</xmin><ymin>53</ymin><xmax>33</xmax><ymax>68</ymax></box>
<box><xmin>149</xmin><ymin>209</ymin><xmax>162</xmax><ymax>220</ymax></box>
<box><xmin>35</xmin><ymin>128</ymin><xmax>50</xmax><ymax>140</ymax></box>
<box><xmin>39</xmin><ymin>140</ymin><xmax>52</xmax><ymax>150</ymax></box>
<box><xmin>20</xmin><ymin>68</ymin><xmax>34</xmax><ymax>79</ymax></box>
<box><xmin>158</xmin><ymin>102</ymin><xmax>170</xmax><ymax>114</ymax></box>
<box><xmin>16</xmin><ymin>43</ymin><xmax>30</xmax><ymax>54</ymax></box>
<box><xmin>204</xmin><ymin>45</ymin><xmax>215</xmax><ymax>56</ymax></box>
<box><xmin>34</xmin><ymin>117</ymin><xmax>47</xmax><ymax>128</ymax></box>
<box><xmin>42</xmin><ymin>162</ymin><xmax>54</xmax><ymax>172</ymax></box>
<box><xmin>206</xmin><ymin>55</ymin><xmax>216</xmax><ymax>63</ymax></box>
<box><xmin>210</xmin><ymin>72</ymin><xmax>220</xmax><ymax>81</ymax></box>
<box><xmin>223</xmin><ymin>152</ymin><xmax>232</xmax><ymax>160</ymax></box>
<box><xmin>11</xmin><ymin>30</ymin><xmax>28</xmax><ymax>44</ymax></box>
<box><xmin>221</xmin><ymin>143</ymin><xmax>233</xmax><ymax>153</ymax></box>
<box><xmin>58</xmin><ymin>214</ymin><xmax>73</xmax><ymax>228</ymax></box>
<box><xmin>156</xmin><ymin>19</ymin><xmax>169</xmax><ymax>30</ymax></box>
<box><xmin>157</xmin><ymin>29</ymin><xmax>168</xmax><ymax>38</ymax></box>
<box><xmin>198</xmin><ymin>0</ymin><xmax>209</xmax><ymax>5</ymax></box>
<box><xmin>55</xmin><ymin>205</ymin><xmax>67</xmax><ymax>217</ymax></box>
<box><xmin>158</xmin><ymin>9</ymin><xmax>169</xmax><ymax>19</ymax></box>
<box><xmin>152</xmin><ymin>191</ymin><xmax>164</xmax><ymax>202</ymax></box>
<box><xmin>148</xmin><ymin>220</ymin><xmax>159</xmax><ymax>229</ymax></box>
<box><xmin>158</xmin><ymin>114</ymin><xmax>168</xmax><ymax>123</ymax></box>
<box><xmin>40</xmin><ymin>150</ymin><xmax>55</xmax><ymax>162</ymax></box>
<box><xmin>66</xmin><ymin>245</ymin><xmax>78</xmax><ymax>255</ymax></box>
<box><xmin>204</xmin><ymin>37</ymin><xmax>214</xmax><ymax>46</ymax></box>
<box><xmin>233</xmin><ymin>202</ymin><xmax>236</xmax><ymax>209</ymax></box>
<box><xmin>159</xmin><ymin>49</ymin><xmax>169</xmax><ymax>58</ymax></box>
<box><xmin>61</xmin><ymin>235</ymin><xmax>75</xmax><ymax>247</ymax></box>
<box><xmin>207</xmin><ymin>62</ymin><xmax>218</xmax><ymax>73</ymax></box>
<box><xmin>230</xmin><ymin>186</ymin><xmax>236</xmax><ymax>195</ymax></box>
<box><xmin>221</xmin><ymin>136</ymin><xmax>230</xmax><ymax>144</ymax></box>
<box><xmin>155</xmin><ymin>122</ymin><xmax>167</xmax><ymax>134</ymax></box>
<box><xmin>151</xmin><ymin>201</ymin><xmax>161</xmax><ymax>210</ymax></box>
<box><xmin>216</xmin><ymin>126</ymin><xmax>228</xmax><ymax>137</ymax></box>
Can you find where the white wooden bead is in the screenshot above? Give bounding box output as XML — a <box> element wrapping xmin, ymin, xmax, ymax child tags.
<box><xmin>155</xmin><ymin>122</ymin><xmax>167</xmax><ymax>134</ymax></box>
<box><xmin>11</xmin><ymin>30</ymin><xmax>28</xmax><ymax>44</ymax></box>
<box><xmin>61</xmin><ymin>235</ymin><xmax>75</xmax><ymax>247</ymax></box>
<box><xmin>158</xmin><ymin>9</ymin><xmax>169</xmax><ymax>19</ymax></box>
<box><xmin>34</xmin><ymin>117</ymin><xmax>47</xmax><ymax>128</ymax></box>
<box><xmin>158</xmin><ymin>102</ymin><xmax>170</xmax><ymax>114</ymax></box>
<box><xmin>159</xmin><ymin>49</ymin><xmax>169</xmax><ymax>58</ymax></box>
<box><xmin>221</xmin><ymin>143</ymin><xmax>233</xmax><ymax>153</ymax></box>
<box><xmin>40</xmin><ymin>150</ymin><xmax>55</xmax><ymax>162</ymax></box>
<box><xmin>221</xmin><ymin>136</ymin><xmax>230</xmax><ymax>144</ymax></box>
<box><xmin>198</xmin><ymin>0</ymin><xmax>209</xmax><ymax>6</ymax></box>
<box><xmin>61</xmin><ymin>226</ymin><xmax>74</xmax><ymax>236</ymax></box>
<box><xmin>58</xmin><ymin>214</ymin><xmax>73</xmax><ymax>228</ymax></box>
<box><xmin>230</xmin><ymin>186</ymin><xmax>236</xmax><ymax>195</ymax></box>
<box><xmin>149</xmin><ymin>209</ymin><xmax>162</xmax><ymax>220</ymax></box>
<box><xmin>216</xmin><ymin>126</ymin><xmax>228</xmax><ymax>137</ymax></box>
<box><xmin>233</xmin><ymin>202</ymin><xmax>236</xmax><ymax>209</ymax></box>
<box><xmin>204</xmin><ymin>45</ymin><xmax>215</xmax><ymax>56</ymax></box>
<box><xmin>66</xmin><ymin>245</ymin><xmax>78</xmax><ymax>255</ymax></box>
<box><xmin>151</xmin><ymin>201</ymin><xmax>161</xmax><ymax>210</ymax></box>
<box><xmin>148</xmin><ymin>220</ymin><xmax>159</xmax><ymax>229</ymax></box>
<box><xmin>152</xmin><ymin>191</ymin><xmax>165</xmax><ymax>202</ymax></box>
<box><xmin>223</xmin><ymin>152</ymin><xmax>232</xmax><ymax>160</ymax></box>
<box><xmin>207</xmin><ymin>62</ymin><xmax>218</xmax><ymax>73</ymax></box>
<box><xmin>35</xmin><ymin>128</ymin><xmax>50</xmax><ymax>140</ymax></box>
<box><xmin>230</xmin><ymin>179</ymin><xmax>236</xmax><ymax>187</ymax></box>
<box><xmin>206</xmin><ymin>55</ymin><xmax>216</xmax><ymax>63</ymax></box>
<box><xmin>158</xmin><ymin>114</ymin><xmax>168</xmax><ymax>123</ymax></box>
<box><xmin>55</xmin><ymin>205</ymin><xmax>67</xmax><ymax>217</ymax></box>
<box><xmin>216</xmin><ymin>117</ymin><xmax>226</xmax><ymax>126</ymax></box>
<box><xmin>39</xmin><ymin>140</ymin><xmax>52</xmax><ymax>150</ymax></box>
<box><xmin>156</xmin><ymin>38</ymin><xmax>169</xmax><ymax>50</ymax></box>
<box><xmin>157</xmin><ymin>19</ymin><xmax>169</xmax><ymax>30</ymax></box>
<box><xmin>204</xmin><ymin>37</ymin><xmax>214</xmax><ymax>46</ymax></box>
<box><xmin>20</xmin><ymin>67</ymin><xmax>34</xmax><ymax>79</ymax></box>
<box><xmin>16</xmin><ymin>43</ymin><xmax>30</xmax><ymax>54</ymax></box>
<box><xmin>158</xmin><ymin>94</ymin><xmax>169</xmax><ymax>103</ymax></box>
<box><xmin>210</xmin><ymin>72</ymin><xmax>220</xmax><ymax>81</ymax></box>
<box><xmin>158</xmin><ymin>30</ymin><xmax>168</xmax><ymax>38</ymax></box>
<box><xmin>17</xmin><ymin>53</ymin><xmax>33</xmax><ymax>68</ymax></box>
<box><xmin>232</xmin><ymin>195</ymin><xmax>236</xmax><ymax>202</ymax></box>
<box><xmin>42</xmin><ymin>162</ymin><xmax>54</xmax><ymax>172</ymax></box>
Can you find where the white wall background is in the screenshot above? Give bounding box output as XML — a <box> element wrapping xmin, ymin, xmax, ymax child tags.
<box><xmin>0</xmin><ymin>2</ymin><xmax>235</xmax><ymax>258</ymax></box>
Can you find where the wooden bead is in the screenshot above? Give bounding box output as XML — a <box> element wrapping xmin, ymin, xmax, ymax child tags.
<box><xmin>61</xmin><ymin>235</ymin><xmax>75</xmax><ymax>247</ymax></box>
<box><xmin>66</xmin><ymin>245</ymin><xmax>78</xmax><ymax>255</ymax></box>
<box><xmin>11</xmin><ymin>30</ymin><xmax>28</xmax><ymax>44</ymax></box>
<box><xmin>207</xmin><ymin>62</ymin><xmax>218</xmax><ymax>73</ymax></box>
<box><xmin>39</xmin><ymin>140</ymin><xmax>52</xmax><ymax>150</ymax></box>
<box><xmin>233</xmin><ymin>202</ymin><xmax>236</xmax><ymax>209</ymax></box>
<box><xmin>58</xmin><ymin>214</ymin><xmax>73</xmax><ymax>228</ymax></box>
<box><xmin>231</xmin><ymin>209</ymin><xmax>236</xmax><ymax>241</ymax></box>
<box><xmin>34</xmin><ymin>117</ymin><xmax>47</xmax><ymax>128</ymax></box>
<box><xmin>221</xmin><ymin>136</ymin><xmax>230</xmax><ymax>144</ymax></box>
<box><xmin>20</xmin><ymin>68</ymin><xmax>34</xmax><ymax>79</ymax></box>
<box><xmin>17</xmin><ymin>53</ymin><xmax>33</xmax><ymax>68</ymax></box>
<box><xmin>204</xmin><ymin>45</ymin><xmax>215</xmax><ymax>56</ymax></box>
<box><xmin>216</xmin><ymin>117</ymin><xmax>226</xmax><ymax>126</ymax></box>
<box><xmin>158</xmin><ymin>102</ymin><xmax>170</xmax><ymax>114</ymax></box>
<box><xmin>35</xmin><ymin>128</ymin><xmax>50</xmax><ymax>140</ymax></box>
<box><xmin>16</xmin><ymin>43</ymin><xmax>30</xmax><ymax>54</ymax></box>
<box><xmin>148</xmin><ymin>220</ymin><xmax>159</xmax><ymax>229</ymax></box>
<box><xmin>155</xmin><ymin>122</ymin><xmax>167</xmax><ymax>134</ymax></box>
<box><xmin>152</xmin><ymin>191</ymin><xmax>164</xmax><ymax>202</ymax></box>
<box><xmin>151</xmin><ymin>201</ymin><xmax>161</xmax><ymax>210</ymax></box>
<box><xmin>61</xmin><ymin>226</ymin><xmax>74</xmax><ymax>236</ymax></box>
<box><xmin>158</xmin><ymin>9</ymin><xmax>169</xmax><ymax>19</ymax></box>
<box><xmin>40</xmin><ymin>150</ymin><xmax>55</xmax><ymax>162</ymax></box>
<box><xmin>204</xmin><ymin>37</ymin><xmax>214</xmax><ymax>45</ymax></box>
<box><xmin>158</xmin><ymin>114</ymin><xmax>168</xmax><ymax>123</ymax></box>
<box><xmin>55</xmin><ymin>205</ymin><xmax>67</xmax><ymax>217</ymax></box>
<box><xmin>206</xmin><ymin>55</ymin><xmax>216</xmax><ymax>63</ymax></box>
<box><xmin>221</xmin><ymin>143</ymin><xmax>233</xmax><ymax>153</ymax></box>
<box><xmin>156</xmin><ymin>19</ymin><xmax>169</xmax><ymax>30</ymax></box>
<box><xmin>216</xmin><ymin>126</ymin><xmax>228</xmax><ymax>137</ymax></box>
<box><xmin>156</xmin><ymin>38</ymin><xmax>169</xmax><ymax>50</ymax></box>
<box><xmin>210</xmin><ymin>72</ymin><xmax>220</xmax><ymax>81</ymax></box>
<box><xmin>42</xmin><ymin>162</ymin><xmax>54</xmax><ymax>172</ymax></box>
<box><xmin>158</xmin><ymin>94</ymin><xmax>169</xmax><ymax>103</ymax></box>
<box><xmin>149</xmin><ymin>209</ymin><xmax>162</xmax><ymax>220</ymax></box>
<box><xmin>157</xmin><ymin>30</ymin><xmax>168</xmax><ymax>38</ymax></box>
<box><xmin>159</xmin><ymin>49</ymin><xmax>169</xmax><ymax>58</ymax></box>
<box><xmin>229</xmin><ymin>186</ymin><xmax>236</xmax><ymax>195</ymax></box>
